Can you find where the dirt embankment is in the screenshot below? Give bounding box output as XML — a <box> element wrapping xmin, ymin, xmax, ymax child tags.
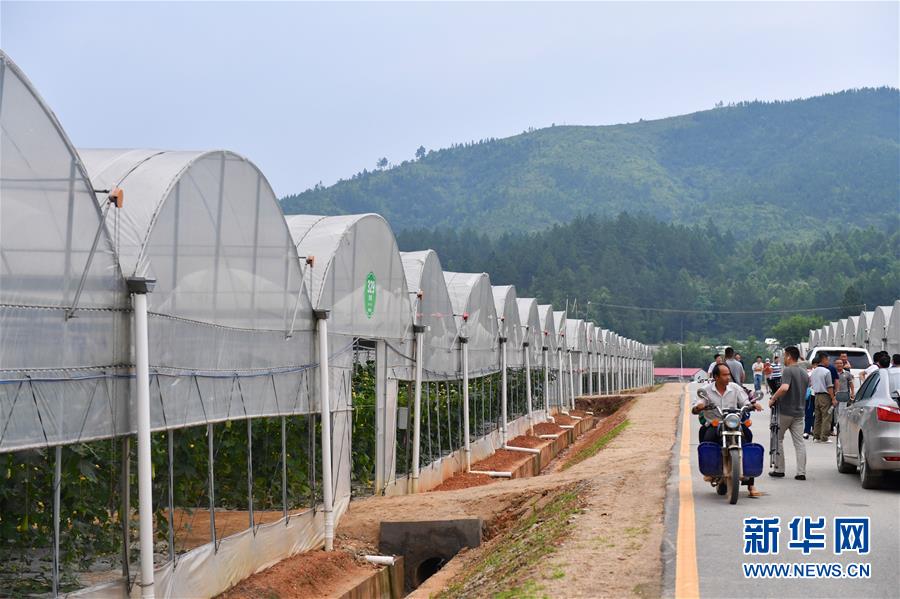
<box><xmin>218</xmin><ymin>384</ymin><xmax>681</xmax><ymax>598</ymax></box>
<box><xmin>346</xmin><ymin>384</ymin><xmax>679</xmax><ymax>597</ymax></box>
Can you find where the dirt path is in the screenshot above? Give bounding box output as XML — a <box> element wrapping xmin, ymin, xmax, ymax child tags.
<box><xmin>338</xmin><ymin>384</ymin><xmax>680</xmax><ymax>597</ymax></box>
<box><xmin>538</xmin><ymin>383</ymin><xmax>679</xmax><ymax>598</ymax></box>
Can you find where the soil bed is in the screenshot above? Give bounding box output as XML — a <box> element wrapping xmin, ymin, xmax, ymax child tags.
<box><xmin>569</xmin><ymin>409</ymin><xmax>589</xmax><ymax>418</ymax></box>
<box><xmin>553</xmin><ymin>413</ymin><xmax>577</xmax><ymax>426</ymax></box>
<box><xmin>217</xmin><ymin>541</ymin><xmax>377</xmax><ymax>599</ymax></box>
<box><xmin>471</xmin><ymin>449</ymin><xmax>530</xmax><ymax>472</ymax></box>
<box><xmin>553</xmin><ymin>400</ymin><xmax>634</xmax><ymax>471</ymax></box>
<box><xmin>533</xmin><ymin>422</ymin><xmax>565</xmax><ymax>435</ymax></box>
<box><xmin>576</xmin><ymin>395</ymin><xmax>633</xmax><ymax>415</ymax></box>
<box><xmin>507</xmin><ymin>434</ymin><xmax>547</xmax><ymax>449</ymax></box>
<box><xmin>431</xmin><ymin>472</ymin><xmax>495</xmax><ymax>492</ymax></box>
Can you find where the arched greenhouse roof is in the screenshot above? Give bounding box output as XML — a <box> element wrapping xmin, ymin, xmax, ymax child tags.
<box><xmin>516</xmin><ymin>298</ymin><xmax>543</xmax><ymax>366</ymax></box>
<box><xmin>565</xmin><ymin>319</ymin><xmax>585</xmax><ymax>353</ymax></box>
<box><xmin>870</xmin><ymin>305</ymin><xmax>894</xmax><ymax>353</ymax></box>
<box><xmin>81</xmin><ymin>148</ymin><xmax>314</xmax><ymax>335</ymax></box>
<box><xmin>845</xmin><ymin>317</ymin><xmax>859</xmax><ymax>347</ymax></box>
<box><xmin>553</xmin><ymin>310</ymin><xmax>567</xmax><ymax>353</ymax></box>
<box><xmin>835</xmin><ymin>320</ymin><xmax>847</xmax><ymax>348</ymax></box>
<box><xmin>888</xmin><ymin>300</ymin><xmax>900</xmax><ymax>355</ymax></box>
<box><xmin>1</xmin><ymin>52</ymin><xmax>127</xmax><ymax>451</ymax></box>
<box><xmin>856</xmin><ymin>311</ymin><xmax>875</xmax><ymax>350</ymax></box>
<box><xmin>444</xmin><ymin>271</ymin><xmax>499</xmax><ymax>375</ymax></box>
<box><xmin>286</xmin><ymin>213</ymin><xmax>412</xmax><ymax>341</ymax></box>
<box><xmin>81</xmin><ymin>148</ymin><xmax>318</xmax><ymax>430</ymax></box>
<box><xmin>492</xmin><ymin>285</ymin><xmax>523</xmax><ymax>367</ymax></box>
<box><xmin>537</xmin><ymin>304</ymin><xmax>558</xmax><ymax>363</ymax></box>
<box><xmin>400</xmin><ymin>250</ymin><xmax>458</xmax><ymax>378</ymax></box>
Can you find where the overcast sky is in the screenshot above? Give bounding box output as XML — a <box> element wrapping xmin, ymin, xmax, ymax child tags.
<box><xmin>2</xmin><ymin>2</ymin><xmax>897</xmax><ymax>196</ymax></box>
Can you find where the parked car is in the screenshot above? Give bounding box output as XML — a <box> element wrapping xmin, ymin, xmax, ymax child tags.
<box><xmin>805</xmin><ymin>346</ymin><xmax>872</xmax><ymax>381</ymax></box>
<box><xmin>835</xmin><ymin>367</ymin><xmax>900</xmax><ymax>488</ymax></box>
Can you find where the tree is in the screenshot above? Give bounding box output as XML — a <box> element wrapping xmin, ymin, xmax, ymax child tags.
<box><xmin>770</xmin><ymin>314</ymin><xmax>827</xmax><ymax>347</ymax></box>
<box><xmin>415</xmin><ymin>146</ymin><xmax>426</xmax><ymax>160</ymax></box>
<box><xmin>376</xmin><ymin>157</ymin><xmax>388</xmax><ymax>169</ymax></box>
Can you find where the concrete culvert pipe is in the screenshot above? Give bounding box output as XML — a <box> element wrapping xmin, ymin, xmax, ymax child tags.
<box><xmin>415</xmin><ymin>556</ymin><xmax>447</xmax><ymax>586</ymax></box>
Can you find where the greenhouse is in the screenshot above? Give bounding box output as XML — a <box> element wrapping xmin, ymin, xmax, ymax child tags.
<box><xmin>856</xmin><ymin>311</ymin><xmax>874</xmax><ymax>350</ymax></box>
<box><xmin>584</xmin><ymin>322</ymin><xmax>596</xmax><ymax>395</ymax></box>
<box><xmin>400</xmin><ymin>249</ymin><xmax>459</xmax><ymax>380</ymax></box>
<box><xmin>889</xmin><ymin>301</ymin><xmax>900</xmax><ymax>355</ymax></box>
<box><xmin>564</xmin><ymin>318</ymin><xmax>585</xmax><ymax>397</ymax></box>
<box><xmin>537</xmin><ymin>304</ymin><xmax>560</xmax><ymax>411</ymax></box>
<box><xmin>844</xmin><ymin>317</ymin><xmax>858</xmax><ymax>347</ymax></box>
<box><xmin>0</xmin><ymin>50</ymin><xmax>655</xmax><ymax>598</ymax></box>
<box><xmin>870</xmin><ymin>305</ymin><xmax>894</xmax><ymax>354</ymax></box>
<box><xmin>516</xmin><ymin>297</ymin><xmax>546</xmax><ymax>417</ymax></box>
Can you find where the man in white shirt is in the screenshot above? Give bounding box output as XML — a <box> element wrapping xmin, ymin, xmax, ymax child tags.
<box><xmin>707</xmin><ymin>353</ymin><xmax>722</xmax><ymax>379</ymax></box>
<box><xmin>692</xmin><ymin>363</ymin><xmax>763</xmax><ymax>497</ymax></box>
<box><xmin>809</xmin><ymin>355</ymin><xmax>836</xmax><ymax>443</ymax></box>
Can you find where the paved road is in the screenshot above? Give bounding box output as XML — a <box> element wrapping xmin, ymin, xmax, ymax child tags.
<box><xmin>665</xmin><ymin>382</ymin><xmax>900</xmax><ymax>598</ymax></box>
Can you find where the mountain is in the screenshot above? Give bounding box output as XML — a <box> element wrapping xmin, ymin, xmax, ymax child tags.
<box><xmin>281</xmin><ymin>88</ymin><xmax>899</xmax><ymax>237</ymax></box>
<box><xmin>394</xmin><ymin>214</ymin><xmax>900</xmax><ymax>343</ymax></box>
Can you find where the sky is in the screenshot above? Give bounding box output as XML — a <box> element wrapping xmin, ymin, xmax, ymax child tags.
<box><xmin>2</xmin><ymin>2</ymin><xmax>897</xmax><ymax>196</ymax></box>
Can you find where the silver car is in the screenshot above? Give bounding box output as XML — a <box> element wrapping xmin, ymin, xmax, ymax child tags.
<box><xmin>835</xmin><ymin>367</ymin><xmax>900</xmax><ymax>488</ymax></box>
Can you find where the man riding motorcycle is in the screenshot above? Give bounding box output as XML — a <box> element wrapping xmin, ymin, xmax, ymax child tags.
<box><xmin>692</xmin><ymin>363</ymin><xmax>764</xmax><ymax>498</ymax></box>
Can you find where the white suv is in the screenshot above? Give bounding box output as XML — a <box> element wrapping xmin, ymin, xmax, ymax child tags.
<box><xmin>805</xmin><ymin>346</ymin><xmax>873</xmax><ymax>381</ymax></box>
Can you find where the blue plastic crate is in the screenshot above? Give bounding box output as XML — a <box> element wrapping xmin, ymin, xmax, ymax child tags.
<box><xmin>698</xmin><ymin>442</ymin><xmax>722</xmax><ymax>476</ymax></box>
<box><xmin>742</xmin><ymin>443</ymin><xmax>764</xmax><ymax>478</ymax></box>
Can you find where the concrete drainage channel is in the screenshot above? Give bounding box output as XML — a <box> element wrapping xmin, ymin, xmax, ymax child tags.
<box><xmin>379</xmin><ymin>519</ymin><xmax>483</xmax><ymax>592</ymax></box>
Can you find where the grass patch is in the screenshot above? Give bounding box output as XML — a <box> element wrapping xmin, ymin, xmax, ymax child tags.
<box><xmin>561</xmin><ymin>420</ymin><xmax>630</xmax><ymax>470</ymax></box>
<box><xmin>435</xmin><ymin>483</ymin><xmax>586</xmax><ymax>599</ymax></box>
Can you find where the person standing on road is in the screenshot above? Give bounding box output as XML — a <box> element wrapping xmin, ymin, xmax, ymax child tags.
<box><xmin>707</xmin><ymin>353</ymin><xmax>722</xmax><ymax>379</ymax></box>
<box><xmin>724</xmin><ymin>347</ymin><xmax>745</xmax><ymax>387</ymax></box>
<box><xmin>769</xmin><ymin>345</ymin><xmax>809</xmax><ymax>480</ymax></box>
<box><xmin>810</xmin><ymin>354</ymin><xmax>836</xmax><ymax>443</ymax></box>
<box><xmin>893</xmin><ymin>354</ymin><xmax>900</xmax><ymax>367</ymax></box>
<box><xmin>752</xmin><ymin>356</ymin><xmax>765</xmax><ymax>395</ymax></box>
<box><xmin>833</xmin><ymin>358</ymin><xmax>854</xmax><ymax>426</ymax></box>
<box><xmin>767</xmin><ymin>356</ymin><xmax>782</xmax><ymax>394</ymax></box>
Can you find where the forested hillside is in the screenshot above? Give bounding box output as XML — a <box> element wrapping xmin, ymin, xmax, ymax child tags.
<box><xmin>396</xmin><ymin>214</ymin><xmax>900</xmax><ymax>342</ymax></box>
<box><xmin>282</xmin><ymin>88</ymin><xmax>899</xmax><ymax>238</ymax></box>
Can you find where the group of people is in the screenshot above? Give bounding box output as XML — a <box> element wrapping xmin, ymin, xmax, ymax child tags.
<box><xmin>693</xmin><ymin>345</ymin><xmax>900</xmax><ymax>498</ymax></box>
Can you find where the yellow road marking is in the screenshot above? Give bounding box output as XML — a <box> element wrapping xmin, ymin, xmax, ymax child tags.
<box><xmin>675</xmin><ymin>384</ymin><xmax>700</xmax><ymax>598</ymax></box>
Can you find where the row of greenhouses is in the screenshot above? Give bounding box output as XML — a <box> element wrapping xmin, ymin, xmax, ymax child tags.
<box><xmin>0</xmin><ymin>51</ymin><xmax>653</xmax><ymax>598</ymax></box>
<box><xmin>808</xmin><ymin>302</ymin><xmax>900</xmax><ymax>355</ymax></box>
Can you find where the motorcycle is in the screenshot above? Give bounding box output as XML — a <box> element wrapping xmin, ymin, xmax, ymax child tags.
<box><xmin>696</xmin><ymin>389</ymin><xmax>764</xmax><ymax>505</ymax></box>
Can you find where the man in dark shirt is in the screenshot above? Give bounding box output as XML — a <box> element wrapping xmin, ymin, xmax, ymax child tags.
<box><xmin>769</xmin><ymin>346</ymin><xmax>809</xmax><ymax>480</ymax></box>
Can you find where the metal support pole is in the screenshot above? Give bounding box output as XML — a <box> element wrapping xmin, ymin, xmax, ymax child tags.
<box><xmin>587</xmin><ymin>352</ymin><xmax>593</xmax><ymax>396</ymax></box>
<box><xmin>524</xmin><ymin>342</ymin><xmax>533</xmax><ymax>433</ymax></box>
<box><xmin>53</xmin><ymin>445</ymin><xmax>61</xmax><ymax>597</ymax></box>
<box><xmin>281</xmin><ymin>416</ymin><xmax>288</xmax><ymax>522</ymax></box>
<box><xmin>247</xmin><ymin>419</ymin><xmax>254</xmax><ymax>530</ymax></box>
<box><xmin>499</xmin><ymin>337</ymin><xmax>508</xmax><ymax>446</ymax></box>
<box><xmin>568</xmin><ymin>351</ymin><xmax>576</xmax><ymax>410</ymax></box>
<box><xmin>461</xmin><ymin>338</ymin><xmax>471</xmax><ymax>470</ymax></box>
<box><xmin>542</xmin><ymin>347</ymin><xmax>550</xmax><ymax>418</ymax></box>
<box><xmin>557</xmin><ymin>348</ymin><xmax>564</xmax><ymax>413</ymax></box>
<box><xmin>129</xmin><ymin>279</ymin><xmax>156</xmax><ymax>598</ymax></box>
<box><xmin>316</xmin><ymin>311</ymin><xmax>334</xmax><ymax>551</ymax></box>
<box><xmin>121</xmin><ymin>437</ymin><xmax>132</xmax><ymax>581</ymax></box>
<box><xmin>208</xmin><ymin>422</ymin><xmax>215</xmax><ymax>548</ymax></box>
<box><xmin>410</xmin><ymin>325</ymin><xmax>425</xmax><ymax>493</ymax></box>
<box><xmin>167</xmin><ymin>431</ymin><xmax>175</xmax><ymax>563</ymax></box>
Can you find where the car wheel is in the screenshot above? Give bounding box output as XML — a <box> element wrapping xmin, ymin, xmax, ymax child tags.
<box><xmin>859</xmin><ymin>437</ymin><xmax>882</xmax><ymax>489</ymax></box>
<box><xmin>836</xmin><ymin>430</ymin><xmax>856</xmax><ymax>474</ymax></box>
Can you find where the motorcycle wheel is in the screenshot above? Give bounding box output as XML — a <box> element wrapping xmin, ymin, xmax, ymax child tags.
<box><xmin>729</xmin><ymin>447</ymin><xmax>741</xmax><ymax>505</ymax></box>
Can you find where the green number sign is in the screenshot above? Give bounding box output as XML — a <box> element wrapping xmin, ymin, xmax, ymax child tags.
<box><xmin>364</xmin><ymin>272</ymin><xmax>376</xmax><ymax>318</ymax></box>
